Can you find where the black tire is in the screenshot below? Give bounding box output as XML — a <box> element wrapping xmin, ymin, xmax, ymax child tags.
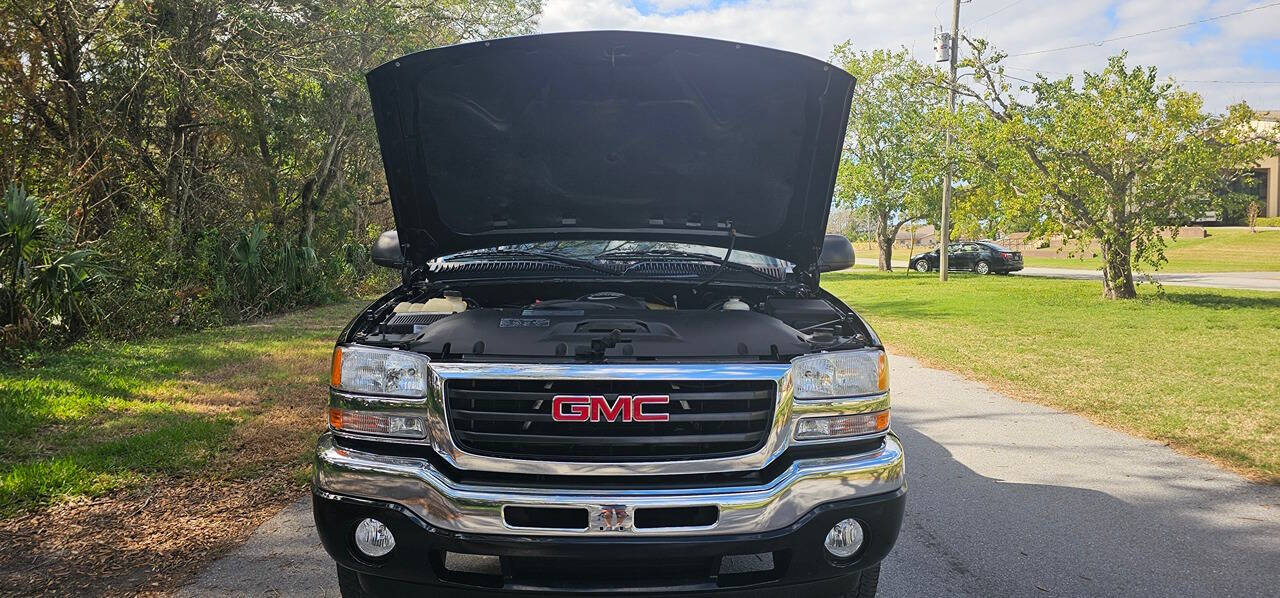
<box><xmin>974</xmin><ymin>260</ymin><xmax>990</xmax><ymax>275</ymax></box>
<box><xmin>995</xmin><ymin>270</ymin><xmax>1010</xmax><ymax>275</ymax></box>
<box><xmin>912</xmin><ymin>260</ymin><xmax>930</xmax><ymax>273</ymax></box>
<box><xmin>337</xmin><ymin>565</ymin><xmax>369</xmax><ymax>598</ymax></box>
<box><xmin>841</xmin><ymin>564</ymin><xmax>881</xmax><ymax>597</ymax></box>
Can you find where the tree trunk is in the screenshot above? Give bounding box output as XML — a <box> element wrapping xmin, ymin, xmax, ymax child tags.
<box><xmin>905</xmin><ymin>223</ymin><xmax>917</xmax><ymax>274</ymax></box>
<box><xmin>873</xmin><ymin>212</ymin><xmax>913</xmax><ymax>271</ymax></box>
<box><xmin>877</xmin><ymin>235</ymin><xmax>894</xmax><ymax>271</ymax></box>
<box><xmin>1099</xmin><ymin>239</ymin><xmax>1136</xmax><ymax>299</ymax></box>
<box><xmin>298</xmin><ymin>92</ymin><xmax>357</xmax><ymax>248</ymax></box>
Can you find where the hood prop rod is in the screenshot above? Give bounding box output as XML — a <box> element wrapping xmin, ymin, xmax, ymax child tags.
<box><xmin>691</xmin><ymin>222</ymin><xmax>736</xmax><ymax>294</ymax></box>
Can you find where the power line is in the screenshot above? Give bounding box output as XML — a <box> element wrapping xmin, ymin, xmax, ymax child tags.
<box><xmin>972</xmin><ymin>0</ymin><xmax>1029</xmax><ymax>24</ymax></box>
<box><xmin>1008</xmin><ymin>1</ymin><xmax>1280</xmax><ymax>57</ymax></box>
<box><xmin>1179</xmin><ymin>80</ymin><xmax>1280</xmax><ymax>85</ymax></box>
<box><xmin>1000</xmin><ymin>64</ymin><xmax>1280</xmax><ymax>85</ymax></box>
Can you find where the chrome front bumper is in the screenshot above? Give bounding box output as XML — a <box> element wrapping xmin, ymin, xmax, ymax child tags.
<box><xmin>314</xmin><ymin>432</ymin><xmax>904</xmax><ymax>537</ymax></box>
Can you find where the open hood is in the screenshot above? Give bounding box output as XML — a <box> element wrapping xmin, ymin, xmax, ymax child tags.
<box><xmin>366</xmin><ymin>31</ymin><xmax>854</xmax><ymax>270</ymax></box>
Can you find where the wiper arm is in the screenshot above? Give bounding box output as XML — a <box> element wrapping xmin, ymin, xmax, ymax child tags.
<box><xmin>595</xmin><ymin>249</ymin><xmax>723</xmax><ymax>261</ymax></box>
<box><xmin>596</xmin><ymin>249</ymin><xmax>781</xmax><ymax>281</ymax></box>
<box><xmin>455</xmin><ymin>249</ymin><xmax>621</xmax><ymax>276</ymax></box>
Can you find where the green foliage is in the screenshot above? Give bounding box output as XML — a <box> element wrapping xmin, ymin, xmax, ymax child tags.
<box><xmin>830</xmin><ymin>45</ymin><xmax>948</xmax><ymax>270</ymax></box>
<box><xmin>0</xmin><ymin>1</ymin><xmax>542</xmax><ymax>354</ymax></box>
<box><xmin>30</xmin><ymin>248</ymin><xmax>106</xmax><ymax>324</ymax></box>
<box><xmin>953</xmin><ymin>41</ymin><xmax>1279</xmax><ymax>298</ymax></box>
<box><xmin>232</xmin><ymin>223</ymin><xmax>269</xmax><ymax>300</ymax></box>
<box><xmin>0</xmin><ymin>185</ymin><xmax>107</xmax><ymax>347</ymax></box>
<box><xmin>0</xmin><ymin>185</ymin><xmax>47</xmax><ymax>278</ymax></box>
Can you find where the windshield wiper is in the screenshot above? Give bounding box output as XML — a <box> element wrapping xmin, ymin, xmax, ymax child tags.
<box><xmin>596</xmin><ymin>249</ymin><xmax>723</xmax><ymax>261</ymax></box>
<box><xmin>452</xmin><ymin>249</ymin><xmax>622</xmax><ymax>276</ymax></box>
<box><xmin>595</xmin><ymin>249</ymin><xmax>781</xmax><ymax>281</ymax></box>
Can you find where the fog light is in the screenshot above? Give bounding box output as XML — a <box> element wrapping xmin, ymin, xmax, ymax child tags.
<box><xmin>354</xmin><ymin>518</ymin><xmax>395</xmax><ymax>558</ymax></box>
<box><xmin>823</xmin><ymin>518</ymin><xmax>865</xmax><ymax>558</ymax></box>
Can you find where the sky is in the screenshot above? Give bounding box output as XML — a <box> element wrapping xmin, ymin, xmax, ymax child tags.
<box><xmin>536</xmin><ymin>0</ymin><xmax>1280</xmax><ymax>112</ymax></box>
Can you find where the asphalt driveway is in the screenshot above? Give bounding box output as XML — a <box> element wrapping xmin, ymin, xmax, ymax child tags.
<box><xmin>177</xmin><ymin>355</ymin><xmax>1280</xmax><ymax>597</ymax></box>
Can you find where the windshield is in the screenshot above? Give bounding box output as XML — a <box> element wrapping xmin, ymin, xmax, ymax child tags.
<box><xmin>443</xmin><ymin>240</ymin><xmax>789</xmax><ymax>268</ymax></box>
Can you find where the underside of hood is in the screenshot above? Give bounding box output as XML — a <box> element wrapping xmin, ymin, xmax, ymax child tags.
<box><xmin>366</xmin><ymin>31</ymin><xmax>854</xmax><ymax>270</ymax></box>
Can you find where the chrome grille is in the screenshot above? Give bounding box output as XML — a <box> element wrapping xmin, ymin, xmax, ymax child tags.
<box><xmin>445</xmin><ymin>379</ymin><xmax>775</xmax><ymax>461</ymax></box>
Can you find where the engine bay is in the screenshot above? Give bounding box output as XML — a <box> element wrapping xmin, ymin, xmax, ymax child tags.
<box><xmin>351</xmin><ymin>283</ymin><xmax>872</xmax><ymax>362</ymax></box>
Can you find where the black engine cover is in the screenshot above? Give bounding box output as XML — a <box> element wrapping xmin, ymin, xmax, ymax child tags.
<box><xmin>411</xmin><ymin>308</ymin><xmax>812</xmax><ymax>360</ymax></box>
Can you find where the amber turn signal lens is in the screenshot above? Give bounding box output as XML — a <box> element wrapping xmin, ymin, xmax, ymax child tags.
<box><xmin>330</xmin><ymin>346</ymin><xmax>343</xmax><ymax>388</ymax></box>
<box><xmin>876</xmin><ymin>352</ymin><xmax>889</xmax><ymax>392</ymax></box>
<box><xmin>794</xmin><ymin>410</ymin><xmax>890</xmax><ymax>440</ymax></box>
<box><xmin>327</xmin><ymin>407</ymin><xmax>427</xmax><ymax>438</ymax></box>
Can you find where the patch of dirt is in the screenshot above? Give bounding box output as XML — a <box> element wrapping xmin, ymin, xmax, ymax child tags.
<box><xmin>0</xmin><ymin>310</ymin><xmax>337</xmax><ymax>596</ymax></box>
<box><xmin>0</xmin><ymin>472</ymin><xmax>306</xmax><ymax>597</ymax></box>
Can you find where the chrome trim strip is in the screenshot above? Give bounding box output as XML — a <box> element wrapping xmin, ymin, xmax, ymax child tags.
<box><xmin>791</xmin><ymin>393</ymin><xmax>890</xmax><ymax>417</ymax></box>
<box><xmin>314</xmin><ymin>432</ymin><xmax>904</xmax><ymax>537</ymax></box>
<box><xmin>427</xmin><ymin>362</ymin><xmax>794</xmax><ymax>380</ymax></box>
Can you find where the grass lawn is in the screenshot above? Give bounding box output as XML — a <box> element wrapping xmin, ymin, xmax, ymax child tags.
<box><xmin>823</xmin><ymin>271</ymin><xmax>1280</xmax><ymax>483</ymax></box>
<box><xmin>0</xmin><ymin>299</ymin><xmax>365</xmax><ymax>594</ymax></box>
<box><xmin>1021</xmin><ymin>228</ymin><xmax>1280</xmax><ymax>272</ymax></box>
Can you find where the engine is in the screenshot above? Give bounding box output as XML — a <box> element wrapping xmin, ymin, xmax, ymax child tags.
<box><xmin>358</xmin><ymin>289</ymin><xmax>870</xmax><ymax>362</ymax></box>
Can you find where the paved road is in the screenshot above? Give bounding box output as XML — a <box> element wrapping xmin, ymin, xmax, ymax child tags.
<box><xmin>851</xmin><ymin>258</ymin><xmax>1280</xmax><ymax>292</ymax></box>
<box><xmin>177</xmin><ymin>355</ymin><xmax>1280</xmax><ymax>597</ymax></box>
<box><xmin>1012</xmin><ymin>266</ymin><xmax>1280</xmax><ymax>292</ymax></box>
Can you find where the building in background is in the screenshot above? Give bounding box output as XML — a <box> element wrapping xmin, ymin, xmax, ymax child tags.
<box><xmin>1242</xmin><ymin>111</ymin><xmax>1278</xmax><ymax>219</ymax></box>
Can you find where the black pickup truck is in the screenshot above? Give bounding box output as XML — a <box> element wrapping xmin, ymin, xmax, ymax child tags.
<box><xmin>313</xmin><ymin>31</ymin><xmax>905</xmax><ymax>598</ymax></box>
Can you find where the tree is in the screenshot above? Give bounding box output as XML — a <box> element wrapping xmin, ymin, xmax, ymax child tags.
<box><xmin>831</xmin><ymin>46</ymin><xmax>947</xmax><ymax>271</ymax></box>
<box><xmin>0</xmin><ymin>184</ymin><xmax>105</xmax><ymax>342</ymax></box>
<box><xmin>0</xmin><ymin>0</ymin><xmax>542</xmax><ymax>348</ymax></box>
<box><xmin>953</xmin><ymin>41</ymin><xmax>1277</xmax><ymax>298</ymax></box>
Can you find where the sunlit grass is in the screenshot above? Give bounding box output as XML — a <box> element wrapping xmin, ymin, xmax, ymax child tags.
<box><xmin>1022</xmin><ymin>228</ymin><xmax>1280</xmax><ymax>272</ymax></box>
<box><xmin>0</xmin><ymin>300</ymin><xmax>367</xmax><ymax>515</ymax></box>
<box><xmin>824</xmin><ymin>271</ymin><xmax>1280</xmax><ymax>482</ymax></box>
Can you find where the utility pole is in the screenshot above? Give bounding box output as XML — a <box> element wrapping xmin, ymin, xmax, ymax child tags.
<box><xmin>938</xmin><ymin>0</ymin><xmax>960</xmax><ymax>281</ymax></box>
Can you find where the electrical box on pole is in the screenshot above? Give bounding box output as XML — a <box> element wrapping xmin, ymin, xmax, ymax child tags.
<box><xmin>934</xmin><ymin>30</ymin><xmax>952</xmax><ymax>63</ymax></box>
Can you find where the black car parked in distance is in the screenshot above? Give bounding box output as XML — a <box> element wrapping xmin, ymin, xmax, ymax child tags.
<box><xmin>910</xmin><ymin>241</ymin><xmax>1023</xmax><ymax>275</ymax></box>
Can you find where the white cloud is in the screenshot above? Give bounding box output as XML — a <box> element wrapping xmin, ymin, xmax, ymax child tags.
<box><xmin>646</xmin><ymin>0</ymin><xmax>715</xmax><ymax>12</ymax></box>
<box><xmin>537</xmin><ymin>0</ymin><xmax>1280</xmax><ymax>111</ymax></box>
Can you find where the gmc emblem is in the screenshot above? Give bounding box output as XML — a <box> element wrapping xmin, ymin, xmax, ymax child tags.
<box><xmin>551</xmin><ymin>395</ymin><xmax>670</xmax><ymax>422</ymax></box>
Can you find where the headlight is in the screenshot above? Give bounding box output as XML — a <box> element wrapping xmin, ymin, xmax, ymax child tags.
<box><xmin>331</xmin><ymin>345</ymin><xmax>428</xmax><ymax>397</ymax></box>
<box><xmin>792</xmin><ymin>349</ymin><xmax>888</xmax><ymax>399</ymax></box>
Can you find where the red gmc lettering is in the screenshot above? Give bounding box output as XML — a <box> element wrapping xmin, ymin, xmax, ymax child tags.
<box><xmin>592</xmin><ymin>396</ymin><xmax>630</xmax><ymax>422</ymax></box>
<box><xmin>551</xmin><ymin>395</ymin><xmax>670</xmax><ymax>422</ymax></box>
<box><xmin>550</xmin><ymin>396</ymin><xmax>591</xmax><ymax>421</ymax></box>
<box><xmin>631</xmin><ymin>395</ymin><xmax>670</xmax><ymax>422</ymax></box>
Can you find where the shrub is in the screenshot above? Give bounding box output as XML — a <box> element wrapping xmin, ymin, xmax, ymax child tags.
<box><xmin>0</xmin><ymin>184</ymin><xmax>107</xmax><ymax>350</ymax></box>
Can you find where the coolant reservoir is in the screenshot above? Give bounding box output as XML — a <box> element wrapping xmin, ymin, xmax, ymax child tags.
<box><xmin>722</xmin><ymin>297</ymin><xmax>750</xmax><ymax>311</ymax></box>
<box><xmin>420</xmin><ymin>291</ymin><xmax>467</xmax><ymax>313</ymax></box>
<box><xmin>394</xmin><ymin>291</ymin><xmax>467</xmax><ymax>314</ymax></box>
